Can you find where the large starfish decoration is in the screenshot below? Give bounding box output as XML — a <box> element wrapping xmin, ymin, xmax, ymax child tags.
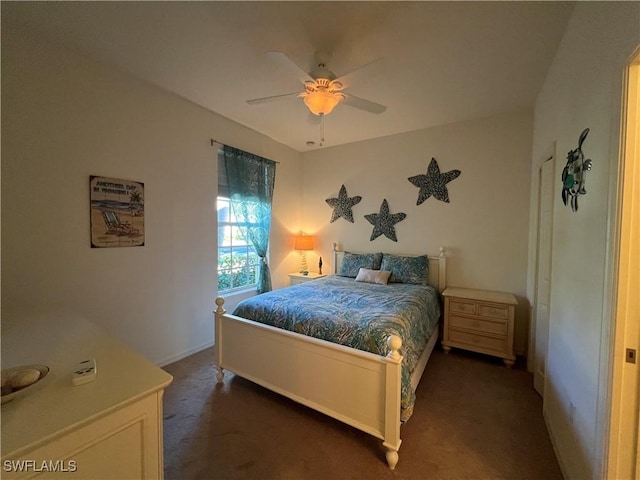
<box><xmin>408</xmin><ymin>157</ymin><xmax>461</xmax><ymax>204</ymax></box>
<box><xmin>364</xmin><ymin>199</ymin><xmax>406</xmax><ymax>242</ymax></box>
<box><xmin>325</xmin><ymin>185</ymin><xmax>362</xmax><ymax>223</ymax></box>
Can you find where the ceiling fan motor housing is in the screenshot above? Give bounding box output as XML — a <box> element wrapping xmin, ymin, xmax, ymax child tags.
<box><xmin>310</xmin><ymin>63</ymin><xmax>336</xmax><ymax>81</ymax></box>
<box><xmin>304</xmin><ymin>78</ymin><xmax>344</xmax><ymax>93</ymax></box>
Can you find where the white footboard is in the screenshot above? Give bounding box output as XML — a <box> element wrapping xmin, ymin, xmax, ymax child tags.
<box><xmin>214</xmin><ymin>298</ymin><xmax>403</xmax><ymax>469</ymax></box>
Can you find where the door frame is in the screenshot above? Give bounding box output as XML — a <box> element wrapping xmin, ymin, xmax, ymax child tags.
<box><xmin>602</xmin><ymin>46</ymin><xmax>640</xmax><ymax>479</ymax></box>
<box><xmin>530</xmin><ymin>145</ymin><xmax>556</xmax><ymax>397</ymax></box>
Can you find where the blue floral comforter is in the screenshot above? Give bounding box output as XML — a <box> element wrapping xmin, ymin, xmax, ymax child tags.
<box><xmin>232</xmin><ymin>275</ymin><xmax>441</xmax><ymax>421</ymax></box>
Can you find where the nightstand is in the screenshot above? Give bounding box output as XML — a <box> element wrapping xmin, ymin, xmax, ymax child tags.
<box><xmin>288</xmin><ymin>272</ymin><xmax>326</xmax><ymax>286</ymax></box>
<box><xmin>441</xmin><ymin>287</ymin><xmax>517</xmax><ymax>367</ymax></box>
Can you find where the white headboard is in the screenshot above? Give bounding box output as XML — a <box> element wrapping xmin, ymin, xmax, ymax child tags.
<box><xmin>331</xmin><ymin>244</ymin><xmax>447</xmax><ymax>293</ymax></box>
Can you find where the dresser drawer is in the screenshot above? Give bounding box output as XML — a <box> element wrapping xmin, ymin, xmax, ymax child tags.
<box><xmin>478</xmin><ymin>303</ymin><xmax>510</xmax><ymax>320</ymax></box>
<box><xmin>449</xmin><ymin>299</ymin><xmax>477</xmax><ymax>315</ymax></box>
<box><xmin>448</xmin><ymin>329</ymin><xmax>507</xmax><ymax>353</ymax></box>
<box><xmin>448</xmin><ymin>314</ymin><xmax>507</xmax><ymax>336</ymax></box>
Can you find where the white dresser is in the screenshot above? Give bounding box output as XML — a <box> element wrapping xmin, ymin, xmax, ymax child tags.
<box><xmin>1</xmin><ymin>309</ymin><xmax>173</xmax><ymax>479</ymax></box>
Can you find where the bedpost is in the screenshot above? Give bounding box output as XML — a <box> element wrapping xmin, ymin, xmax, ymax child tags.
<box><xmin>438</xmin><ymin>246</ymin><xmax>447</xmax><ymax>293</ymax></box>
<box><xmin>214</xmin><ymin>297</ymin><xmax>226</xmax><ymax>383</ymax></box>
<box><xmin>332</xmin><ymin>242</ymin><xmax>338</xmax><ymax>275</ymax></box>
<box><xmin>383</xmin><ymin>334</ymin><xmax>403</xmax><ymax>470</ymax></box>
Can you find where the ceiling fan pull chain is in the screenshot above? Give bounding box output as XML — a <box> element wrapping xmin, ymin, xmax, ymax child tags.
<box><xmin>320</xmin><ymin>114</ymin><xmax>325</xmax><ymax>147</ymax></box>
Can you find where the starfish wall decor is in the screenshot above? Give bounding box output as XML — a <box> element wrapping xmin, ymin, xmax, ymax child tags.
<box><xmin>364</xmin><ymin>199</ymin><xmax>407</xmax><ymax>242</ymax></box>
<box><xmin>408</xmin><ymin>157</ymin><xmax>461</xmax><ymax>204</ymax></box>
<box><xmin>325</xmin><ymin>185</ymin><xmax>362</xmax><ymax>223</ymax></box>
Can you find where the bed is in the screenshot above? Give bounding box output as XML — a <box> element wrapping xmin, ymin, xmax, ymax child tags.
<box><xmin>214</xmin><ymin>246</ymin><xmax>446</xmax><ymax>469</ymax></box>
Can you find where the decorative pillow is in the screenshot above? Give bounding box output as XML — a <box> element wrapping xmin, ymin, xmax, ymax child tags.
<box><xmin>380</xmin><ymin>254</ymin><xmax>429</xmax><ymax>285</ymax></box>
<box><xmin>338</xmin><ymin>252</ymin><xmax>383</xmax><ymax>277</ymax></box>
<box><xmin>355</xmin><ymin>268</ymin><xmax>392</xmax><ymax>285</ymax></box>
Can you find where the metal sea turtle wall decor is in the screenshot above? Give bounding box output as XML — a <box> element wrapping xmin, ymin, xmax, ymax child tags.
<box><xmin>561</xmin><ymin>128</ymin><xmax>592</xmax><ymax>212</ymax></box>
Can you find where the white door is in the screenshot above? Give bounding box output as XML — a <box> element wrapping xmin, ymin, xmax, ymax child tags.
<box><xmin>533</xmin><ymin>152</ymin><xmax>555</xmax><ymax>397</ymax></box>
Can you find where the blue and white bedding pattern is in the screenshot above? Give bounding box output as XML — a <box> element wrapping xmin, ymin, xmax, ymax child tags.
<box><xmin>232</xmin><ymin>275</ymin><xmax>441</xmax><ymax>421</ymax></box>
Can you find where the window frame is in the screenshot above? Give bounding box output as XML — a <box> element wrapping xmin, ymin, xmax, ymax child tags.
<box><xmin>216</xmin><ymin>195</ymin><xmax>260</xmax><ymax>293</ymax></box>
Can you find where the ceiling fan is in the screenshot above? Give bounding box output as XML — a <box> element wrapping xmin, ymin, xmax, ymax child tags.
<box><xmin>246</xmin><ymin>51</ymin><xmax>387</xmax><ymax>117</ymax></box>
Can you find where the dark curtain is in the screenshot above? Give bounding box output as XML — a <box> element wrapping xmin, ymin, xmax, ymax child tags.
<box><xmin>223</xmin><ymin>146</ymin><xmax>276</xmax><ymax>294</ymax></box>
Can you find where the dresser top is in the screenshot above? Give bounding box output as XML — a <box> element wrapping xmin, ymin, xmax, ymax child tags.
<box><xmin>442</xmin><ymin>287</ymin><xmax>517</xmax><ymax>305</ymax></box>
<box><xmin>1</xmin><ymin>308</ymin><xmax>173</xmax><ymax>458</ymax></box>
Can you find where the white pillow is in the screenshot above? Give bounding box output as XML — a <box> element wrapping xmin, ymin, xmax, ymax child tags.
<box><xmin>355</xmin><ymin>268</ymin><xmax>391</xmax><ymax>285</ymax></box>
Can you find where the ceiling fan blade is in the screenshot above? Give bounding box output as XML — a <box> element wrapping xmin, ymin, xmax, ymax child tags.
<box><xmin>334</xmin><ymin>59</ymin><xmax>380</xmax><ymax>86</ymax></box>
<box><xmin>342</xmin><ymin>94</ymin><xmax>387</xmax><ymax>114</ymax></box>
<box><xmin>266</xmin><ymin>51</ymin><xmax>313</xmax><ymax>83</ymax></box>
<box><xmin>246</xmin><ymin>92</ymin><xmax>300</xmax><ymax>105</ymax></box>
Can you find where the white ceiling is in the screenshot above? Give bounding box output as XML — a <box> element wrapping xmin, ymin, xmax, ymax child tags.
<box><xmin>4</xmin><ymin>1</ymin><xmax>575</xmax><ymax>152</ymax></box>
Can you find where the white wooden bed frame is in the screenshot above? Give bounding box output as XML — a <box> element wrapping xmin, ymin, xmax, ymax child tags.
<box><xmin>214</xmin><ymin>246</ymin><xmax>447</xmax><ymax>469</ymax></box>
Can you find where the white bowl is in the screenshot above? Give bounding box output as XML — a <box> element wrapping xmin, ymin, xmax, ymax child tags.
<box><xmin>1</xmin><ymin>364</ymin><xmax>50</xmax><ymax>405</ymax></box>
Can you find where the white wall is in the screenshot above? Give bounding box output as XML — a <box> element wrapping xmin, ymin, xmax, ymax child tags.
<box><xmin>301</xmin><ymin>110</ymin><xmax>533</xmax><ymax>355</ymax></box>
<box><xmin>1</xmin><ymin>27</ymin><xmax>303</xmax><ymax>365</ymax></box>
<box><xmin>527</xmin><ymin>2</ymin><xmax>640</xmax><ymax>478</ymax></box>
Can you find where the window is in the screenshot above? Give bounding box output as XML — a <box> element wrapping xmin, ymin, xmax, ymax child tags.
<box><xmin>217</xmin><ymin>196</ymin><xmax>260</xmax><ymax>292</ymax></box>
<box><xmin>216</xmin><ymin>143</ymin><xmax>277</xmax><ymax>294</ymax></box>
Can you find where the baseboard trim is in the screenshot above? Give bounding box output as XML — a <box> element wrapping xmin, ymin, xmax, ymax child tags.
<box><xmin>543</xmin><ymin>410</ymin><xmax>570</xmax><ymax>480</ymax></box>
<box><xmin>157</xmin><ymin>340</ymin><xmax>214</xmax><ymax>367</ymax></box>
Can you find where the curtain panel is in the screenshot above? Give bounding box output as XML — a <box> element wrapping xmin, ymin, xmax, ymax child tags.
<box><xmin>223</xmin><ymin>146</ymin><xmax>277</xmax><ymax>294</ymax></box>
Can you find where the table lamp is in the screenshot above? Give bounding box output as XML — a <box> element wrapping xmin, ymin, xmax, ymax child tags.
<box><xmin>294</xmin><ymin>235</ymin><xmax>314</xmax><ymax>275</ymax></box>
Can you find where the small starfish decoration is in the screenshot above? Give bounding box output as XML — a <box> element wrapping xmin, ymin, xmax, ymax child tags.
<box><xmin>364</xmin><ymin>199</ymin><xmax>406</xmax><ymax>242</ymax></box>
<box><xmin>408</xmin><ymin>157</ymin><xmax>461</xmax><ymax>204</ymax></box>
<box><xmin>326</xmin><ymin>185</ymin><xmax>362</xmax><ymax>223</ymax></box>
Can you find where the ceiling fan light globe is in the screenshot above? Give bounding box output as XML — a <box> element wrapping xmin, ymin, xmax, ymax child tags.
<box><xmin>303</xmin><ymin>91</ymin><xmax>344</xmax><ymax>116</ymax></box>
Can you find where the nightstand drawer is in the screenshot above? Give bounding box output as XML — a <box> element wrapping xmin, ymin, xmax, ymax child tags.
<box><xmin>448</xmin><ymin>314</ymin><xmax>507</xmax><ymax>336</ymax></box>
<box><xmin>478</xmin><ymin>304</ymin><xmax>509</xmax><ymax>320</ymax></box>
<box><xmin>448</xmin><ymin>329</ymin><xmax>507</xmax><ymax>352</ymax></box>
<box><xmin>449</xmin><ymin>299</ymin><xmax>477</xmax><ymax>315</ymax></box>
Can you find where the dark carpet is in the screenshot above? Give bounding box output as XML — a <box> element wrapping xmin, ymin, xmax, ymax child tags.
<box><xmin>162</xmin><ymin>346</ymin><xmax>562</xmax><ymax>480</ymax></box>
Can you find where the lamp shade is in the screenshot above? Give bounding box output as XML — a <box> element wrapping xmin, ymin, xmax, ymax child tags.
<box><xmin>294</xmin><ymin>235</ymin><xmax>314</xmax><ymax>251</ymax></box>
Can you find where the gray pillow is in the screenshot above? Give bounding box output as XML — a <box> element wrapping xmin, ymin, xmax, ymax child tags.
<box><xmin>355</xmin><ymin>268</ymin><xmax>392</xmax><ymax>285</ymax></box>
